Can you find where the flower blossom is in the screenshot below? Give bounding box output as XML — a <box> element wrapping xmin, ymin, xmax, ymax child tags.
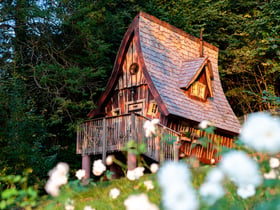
<box><xmin>92</xmin><ymin>159</ymin><xmax>106</xmax><ymax>176</ymax></box>
<box><xmin>199</xmin><ymin>182</ymin><xmax>225</xmax><ymax>205</ymax></box>
<box><xmin>237</xmin><ymin>184</ymin><xmax>256</xmax><ymax>199</ymax></box>
<box><xmin>144</xmin><ymin>180</ymin><xmax>154</xmax><ymax>191</ymax></box>
<box><xmin>198</xmin><ymin>120</ymin><xmax>212</xmax><ymax>129</ymax></box>
<box><xmin>264</xmin><ymin>169</ymin><xmax>277</xmax><ymax>179</ymax></box>
<box><xmin>124</xmin><ymin>193</ymin><xmax>159</xmax><ymax>210</ymax></box>
<box><xmin>65</xmin><ymin>199</ymin><xmax>75</xmax><ymax>210</ymax></box>
<box><xmin>84</xmin><ymin>206</ymin><xmax>95</xmax><ymax>210</ymax></box>
<box><xmin>269</xmin><ymin>157</ymin><xmax>280</xmax><ymax>169</ymax></box>
<box><xmin>158</xmin><ymin>162</ymin><xmax>199</xmax><ymax>210</ymax></box>
<box><xmin>219</xmin><ymin>150</ymin><xmax>262</xmax><ymax>198</ymax></box>
<box><xmin>199</xmin><ymin>168</ymin><xmax>225</xmax><ymax>205</ymax></box>
<box><xmin>205</xmin><ymin>168</ymin><xmax>224</xmax><ymax>183</ymax></box>
<box><xmin>45</xmin><ymin>162</ymin><xmax>69</xmax><ymax>197</ymax></box>
<box><xmin>127</xmin><ymin>167</ymin><xmax>145</xmax><ymax>181</ymax></box>
<box><xmin>75</xmin><ymin>169</ymin><xmax>86</xmax><ymax>180</ymax></box>
<box><xmin>150</xmin><ymin>163</ymin><xmax>159</xmax><ymax>174</ymax></box>
<box><xmin>240</xmin><ymin>112</ymin><xmax>280</xmax><ymax>154</ymax></box>
<box><xmin>106</xmin><ymin>155</ymin><xmax>114</xmax><ymax>166</ymax></box>
<box><xmin>109</xmin><ymin>188</ymin><xmax>120</xmax><ymax>199</ymax></box>
<box><xmin>143</xmin><ymin>119</ymin><xmax>159</xmax><ymax>137</ymax></box>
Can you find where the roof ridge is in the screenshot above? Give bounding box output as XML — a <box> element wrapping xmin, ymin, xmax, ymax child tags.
<box><xmin>139</xmin><ymin>11</ymin><xmax>219</xmax><ymax>52</ymax></box>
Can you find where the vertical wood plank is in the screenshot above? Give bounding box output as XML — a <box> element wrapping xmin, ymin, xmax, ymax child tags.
<box><xmin>127</xmin><ymin>113</ymin><xmax>137</xmax><ymax>170</ymax></box>
<box><xmin>102</xmin><ymin>118</ymin><xmax>107</xmax><ymax>163</ymax></box>
<box><xmin>173</xmin><ymin>137</ymin><xmax>179</xmax><ymax>162</ymax></box>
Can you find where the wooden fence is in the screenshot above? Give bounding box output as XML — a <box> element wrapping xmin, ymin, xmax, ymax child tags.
<box><xmin>76</xmin><ymin>113</ymin><xmax>181</xmax><ymax>162</ymax></box>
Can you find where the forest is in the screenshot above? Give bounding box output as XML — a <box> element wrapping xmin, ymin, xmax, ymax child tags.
<box><xmin>0</xmin><ymin>0</ymin><xmax>279</xmax><ymax>188</ymax></box>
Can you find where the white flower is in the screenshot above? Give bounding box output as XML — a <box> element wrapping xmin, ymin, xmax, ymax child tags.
<box><xmin>106</xmin><ymin>155</ymin><xmax>114</xmax><ymax>166</ymax></box>
<box><xmin>219</xmin><ymin>150</ymin><xmax>262</xmax><ymax>188</ymax></box>
<box><xmin>144</xmin><ymin>180</ymin><xmax>154</xmax><ymax>191</ymax></box>
<box><xmin>134</xmin><ymin>167</ymin><xmax>145</xmax><ymax>179</ymax></box>
<box><xmin>92</xmin><ymin>159</ymin><xmax>106</xmax><ymax>176</ymax></box>
<box><xmin>240</xmin><ymin>112</ymin><xmax>280</xmax><ymax>154</ymax></box>
<box><xmin>158</xmin><ymin>162</ymin><xmax>191</xmax><ymax>189</ymax></box>
<box><xmin>150</xmin><ymin>163</ymin><xmax>159</xmax><ymax>174</ymax></box>
<box><xmin>143</xmin><ymin>119</ymin><xmax>159</xmax><ymax>137</ymax></box>
<box><xmin>264</xmin><ymin>169</ymin><xmax>277</xmax><ymax>179</ymax></box>
<box><xmin>161</xmin><ymin>183</ymin><xmax>198</xmax><ymax>210</ymax></box>
<box><xmin>237</xmin><ymin>184</ymin><xmax>256</xmax><ymax>199</ymax></box>
<box><xmin>48</xmin><ymin>162</ymin><xmax>69</xmax><ymax>186</ymax></box>
<box><xmin>84</xmin><ymin>206</ymin><xmax>95</xmax><ymax>210</ymax></box>
<box><xmin>75</xmin><ymin>169</ymin><xmax>86</xmax><ymax>180</ymax></box>
<box><xmin>205</xmin><ymin>168</ymin><xmax>224</xmax><ymax>183</ymax></box>
<box><xmin>65</xmin><ymin>199</ymin><xmax>75</xmax><ymax>210</ymax></box>
<box><xmin>127</xmin><ymin>167</ymin><xmax>145</xmax><ymax>181</ymax></box>
<box><xmin>45</xmin><ymin>162</ymin><xmax>69</xmax><ymax>197</ymax></box>
<box><xmin>127</xmin><ymin>169</ymin><xmax>136</xmax><ymax>181</ymax></box>
<box><xmin>158</xmin><ymin>162</ymin><xmax>198</xmax><ymax>210</ymax></box>
<box><xmin>198</xmin><ymin>120</ymin><xmax>211</xmax><ymax>129</ymax></box>
<box><xmin>45</xmin><ymin>180</ymin><xmax>60</xmax><ymax>197</ymax></box>
<box><xmin>269</xmin><ymin>157</ymin><xmax>280</xmax><ymax>169</ymax></box>
<box><xmin>199</xmin><ymin>182</ymin><xmax>225</xmax><ymax>205</ymax></box>
<box><xmin>124</xmin><ymin>193</ymin><xmax>159</xmax><ymax>210</ymax></box>
<box><xmin>109</xmin><ymin>188</ymin><xmax>120</xmax><ymax>199</ymax></box>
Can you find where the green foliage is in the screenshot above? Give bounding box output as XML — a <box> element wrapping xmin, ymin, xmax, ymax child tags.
<box><xmin>122</xmin><ymin>140</ymin><xmax>147</xmax><ymax>155</ymax></box>
<box><xmin>0</xmin><ymin>169</ymin><xmax>38</xmax><ymax>209</ymax></box>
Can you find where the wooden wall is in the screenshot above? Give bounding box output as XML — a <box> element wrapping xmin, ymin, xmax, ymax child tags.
<box><xmin>105</xmin><ymin>36</ymin><xmax>161</xmax><ymax>120</ymax></box>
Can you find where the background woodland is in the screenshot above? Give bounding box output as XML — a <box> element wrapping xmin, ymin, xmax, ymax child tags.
<box><xmin>0</xmin><ymin>0</ymin><xmax>279</xmax><ymax>187</ymax></box>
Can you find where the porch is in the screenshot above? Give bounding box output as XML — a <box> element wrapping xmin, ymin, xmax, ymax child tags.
<box><xmin>76</xmin><ymin>113</ymin><xmax>181</xmax><ymax>163</ymax></box>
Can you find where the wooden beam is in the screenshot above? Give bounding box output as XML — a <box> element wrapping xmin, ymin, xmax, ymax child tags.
<box><xmin>127</xmin><ymin>113</ymin><xmax>137</xmax><ymax>170</ymax></box>
<box><xmin>82</xmin><ymin>154</ymin><xmax>91</xmax><ymax>185</ymax></box>
<box><xmin>102</xmin><ymin>118</ymin><xmax>107</xmax><ymax>163</ymax></box>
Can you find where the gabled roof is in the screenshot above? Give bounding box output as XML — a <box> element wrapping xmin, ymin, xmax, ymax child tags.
<box><xmin>89</xmin><ymin>11</ymin><xmax>241</xmax><ymax>135</ymax></box>
<box><xmin>179</xmin><ymin>57</ymin><xmax>214</xmax><ymax>97</ymax></box>
<box><xmin>179</xmin><ymin>57</ymin><xmax>208</xmax><ymax>88</ymax></box>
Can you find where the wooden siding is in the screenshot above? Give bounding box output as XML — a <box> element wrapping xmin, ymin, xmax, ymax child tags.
<box><xmin>106</xmin><ymin>36</ymin><xmax>161</xmax><ymax>119</ymax></box>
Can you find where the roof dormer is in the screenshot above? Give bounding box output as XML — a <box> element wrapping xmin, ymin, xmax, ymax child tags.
<box><xmin>180</xmin><ymin>57</ymin><xmax>213</xmax><ymax>102</ymax></box>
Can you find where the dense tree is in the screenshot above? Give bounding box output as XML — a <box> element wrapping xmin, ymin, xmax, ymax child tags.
<box><xmin>0</xmin><ymin>0</ymin><xmax>279</xmax><ymax>186</ymax></box>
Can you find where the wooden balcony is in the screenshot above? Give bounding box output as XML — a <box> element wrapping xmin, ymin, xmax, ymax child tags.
<box><xmin>76</xmin><ymin>113</ymin><xmax>181</xmax><ymax>162</ymax></box>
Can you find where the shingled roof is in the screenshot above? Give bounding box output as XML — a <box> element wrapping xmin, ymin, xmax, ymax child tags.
<box><xmin>89</xmin><ymin>11</ymin><xmax>241</xmax><ymax>135</ymax></box>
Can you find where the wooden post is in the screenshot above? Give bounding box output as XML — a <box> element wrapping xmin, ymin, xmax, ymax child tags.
<box><xmin>155</xmin><ymin>136</ymin><xmax>160</xmax><ymax>162</ymax></box>
<box><xmin>82</xmin><ymin>154</ymin><xmax>91</xmax><ymax>184</ymax></box>
<box><xmin>174</xmin><ymin>136</ymin><xmax>180</xmax><ymax>162</ymax></box>
<box><xmin>102</xmin><ymin>118</ymin><xmax>107</xmax><ymax>163</ymax></box>
<box><xmin>127</xmin><ymin>113</ymin><xmax>137</xmax><ymax>170</ymax></box>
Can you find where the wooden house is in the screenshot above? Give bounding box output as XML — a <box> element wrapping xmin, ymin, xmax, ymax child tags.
<box><xmin>76</xmin><ymin>12</ymin><xmax>241</xmax><ymax>177</ymax></box>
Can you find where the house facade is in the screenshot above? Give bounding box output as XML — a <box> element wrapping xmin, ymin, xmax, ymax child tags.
<box><xmin>77</xmin><ymin>12</ymin><xmax>241</xmax><ymax>178</ymax></box>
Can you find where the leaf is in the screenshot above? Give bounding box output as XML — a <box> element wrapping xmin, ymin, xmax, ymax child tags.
<box><xmin>1</xmin><ymin>188</ymin><xmax>18</xmax><ymax>199</ymax></box>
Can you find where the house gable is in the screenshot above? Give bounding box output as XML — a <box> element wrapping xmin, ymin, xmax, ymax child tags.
<box><xmin>88</xmin><ymin>14</ymin><xmax>168</xmax><ymax>119</ymax></box>
<box><xmin>179</xmin><ymin>57</ymin><xmax>214</xmax><ymax>102</ymax></box>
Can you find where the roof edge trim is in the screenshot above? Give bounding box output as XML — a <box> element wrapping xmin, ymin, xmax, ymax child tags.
<box><xmin>134</xmin><ymin>23</ymin><xmax>170</xmax><ymax>116</ymax></box>
<box><xmin>88</xmin><ymin>14</ymin><xmax>140</xmax><ymax>117</ymax></box>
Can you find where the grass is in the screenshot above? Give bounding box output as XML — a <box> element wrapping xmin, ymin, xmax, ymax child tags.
<box><xmin>37</xmin><ymin>174</ymin><xmax>162</xmax><ymax>210</ymax></box>
<box><xmin>36</xmin><ymin>164</ymin><xmax>280</xmax><ymax>210</ymax></box>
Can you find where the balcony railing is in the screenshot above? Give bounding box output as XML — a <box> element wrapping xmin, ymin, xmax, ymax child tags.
<box><xmin>76</xmin><ymin>113</ymin><xmax>181</xmax><ymax>162</ymax></box>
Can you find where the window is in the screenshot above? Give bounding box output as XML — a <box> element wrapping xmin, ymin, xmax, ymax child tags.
<box><xmin>147</xmin><ymin>102</ymin><xmax>158</xmax><ymax>116</ymax></box>
<box><xmin>191</xmin><ymin>81</ymin><xmax>206</xmax><ymax>99</ymax></box>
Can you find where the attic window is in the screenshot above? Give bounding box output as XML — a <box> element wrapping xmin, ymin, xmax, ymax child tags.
<box><xmin>191</xmin><ymin>81</ymin><xmax>206</xmax><ymax>99</ymax></box>
<box><xmin>147</xmin><ymin>101</ymin><xmax>158</xmax><ymax>116</ymax></box>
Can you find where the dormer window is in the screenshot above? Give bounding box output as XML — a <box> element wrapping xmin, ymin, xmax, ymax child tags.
<box><xmin>191</xmin><ymin>81</ymin><xmax>206</xmax><ymax>99</ymax></box>
<box><xmin>179</xmin><ymin>57</ymin><xmax>214</xmax><ymax>102</ymax></box>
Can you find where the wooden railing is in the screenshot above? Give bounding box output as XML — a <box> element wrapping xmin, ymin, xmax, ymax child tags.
<box><xmin>76</xmin><ymin>113</ymin><xmax>181</xmax><ymax>162</ymax></box>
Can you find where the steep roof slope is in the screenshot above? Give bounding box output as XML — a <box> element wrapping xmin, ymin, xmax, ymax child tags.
<box><xmin>138</xmin><ymin>12</ymin><xmax>241</xmax><ymax>134</ymax></box>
